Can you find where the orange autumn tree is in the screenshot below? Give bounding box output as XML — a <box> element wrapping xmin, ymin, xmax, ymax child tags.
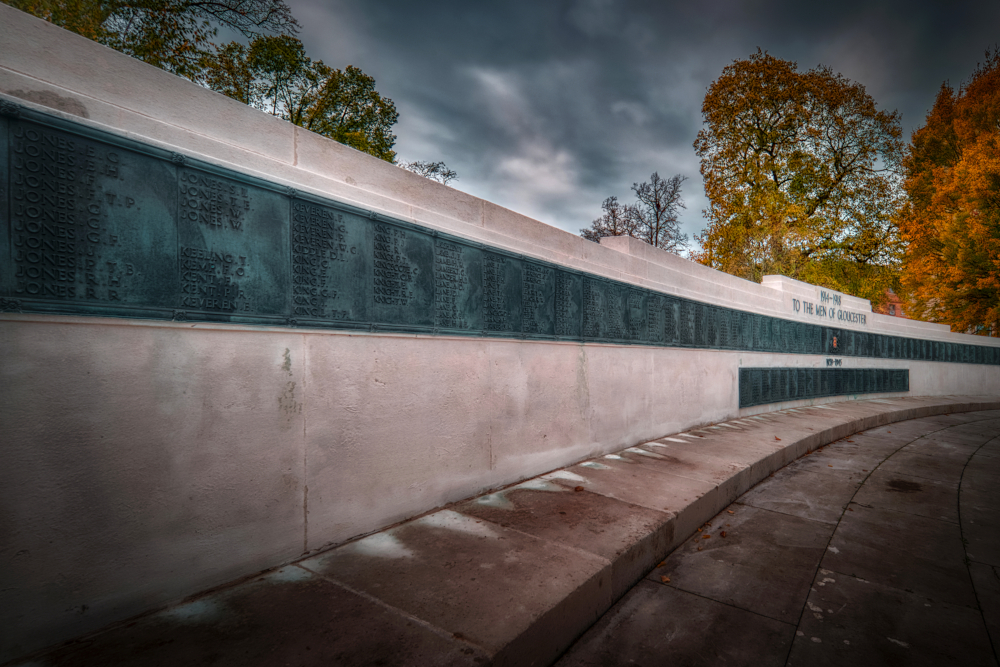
<box><xmin>899</xmin><ymin>50</ymin><xmax>1000</xmax><ymax>335</ymax></box>
<box><xmin>694</xmin><ymin>51</ymin><xmax>904</xmax><ymax>306</ymax></box>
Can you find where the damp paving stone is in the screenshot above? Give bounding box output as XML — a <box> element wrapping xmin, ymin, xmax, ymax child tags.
<box><xmin>738</xmin><ymin>464</ymin><xmax>863</xmax><ymax>525</ymax></box>
<box><xmin>789</xmin><ymin>571</ymin><xmax>994</xmax><ymax>667</ymax></box>
<box><xmin>878</xmin><ymin>447</ymin><xmax>974</xmax><ymax>483</ymax></box>
<box><xmin>455</xmin><ymin>483</ymin><xmax>673</xmax><ymax>597</ymax></box>
<box><xmin>647</xmin><ymin>504</ymin><xmax>832</xmax><ymax>623</ymax></box>
<box><xmin>553</xmin><ymin>580</ymin><xmax>793</xmax><ymax>667</ymax></box>
<box><xmin>960</xmin><ymin>459</ymin><xmax>1000</xmax><ymax>567</ymax></box>
<box><xmin>968</xmin><ymin>563</ymin><xmax>1000</xmax><ymax>651</ymax></box>
<box><xmin>851</xmin><ymin>469</ymin><xmax>959</xmax><ymax>524</ymax></box>
<box><xmin>298</xmin><ymin>509</ymin><xmax>612</xmax><ymax>663</ymax></box>
<box><xmin>21</xmin><ymin>566</ymin><xmax>487</xmax><ymax>667</ymax></box>
<box><xmin>822</xmin><ymin>504</ymin><xmax>975</xmax><ymax>607</ymax></box>
<box><xmin>962</xmin><ymin>452</ymin><xmax>1000</xmax><ymax>491</ymax></box>
<box><xmin>916</xmin><ymin>428</ymin><xmax>998</xmax><ymax>450</ymax></box>
<box><xmin>962</xmin><ymin>462</ymin><xmax>1000</xmax><ymax>494</ymax></box>
<box><xmin>783</xmin><ymin>443</ymin><xmax>890</xmax><ymax>476</ymax></box>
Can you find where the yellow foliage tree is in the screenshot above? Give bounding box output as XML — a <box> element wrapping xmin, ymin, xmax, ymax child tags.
<box><xmin>898</xmin><ymin>50</ymin><xmax>1000</xmax><ymax>335</ymax></box>
<box><xmin>694</xmin><ymin>51</ymin><xmax>904</xmax><ymax>306</ymax></box>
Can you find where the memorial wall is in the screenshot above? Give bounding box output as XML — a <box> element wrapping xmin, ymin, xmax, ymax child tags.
<box><xmin>1</xmin><ymin>5</ymin><xmax>999</xmax><ymax>661</ymax></box>
<box><xmin>1</xmin><ymin>104</ymin><xmax>996</xmax><ymax>408</ymax></box>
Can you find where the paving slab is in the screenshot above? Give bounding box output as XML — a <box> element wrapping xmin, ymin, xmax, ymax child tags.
<box><xmin>554</xmin><ymin>580</ymin><xmax>794</xmax><ymax>667</ymax></box>
<box><xmin>738</xmin><ymin>463</ymin><xmax>863</xmax><ymax>525</ymax></box>
<box><xmin>823</xmin><ymin>503</ymin><xmax>974</xmax><ymax>607</ymax></box>
<box><xmin>969</xmin><ymin>562</ymin><xmax>1000</xmax><ymax>652</ymax></box>
<box><xmin>915</xmin><ymin>427</ymin><xmax>999</xmax><ymax>450</ymax></box>
<box><xmin>647</xmin><ymin>505</ymin><xmax>832</xmax><ymax>623</ymax></box>
<box><xmin>963</xmin><ymin>463</ymin><xmax>1000</xmax><ymax>494</ymax></box>
<box><xmin>878</xmin><ymin>446</ymin><xmax>973</xmax><ymax>483</ymax></box>
<box><xmin>961</xmin><ymin>481</ymin><xmax>1000</xmax><ymax>567</ymax></box>
<box><xmin>788</xmin><ymin>570</ymin><xmax>995</xmax><ymax>667</ymax></box>
<box><xmin>852</xmin><ymin>468</ymin><xmax>960</xmax><ymax>523</ymax></box>
<box><xmin>18</xmin><ymin>566</ymin><xmax>487</xmax><ymax>667</ymax></box>
<box><xmin>783</xmin><ymin>441</ymin><xmax>891</xmax><ymax>475</ymax></box>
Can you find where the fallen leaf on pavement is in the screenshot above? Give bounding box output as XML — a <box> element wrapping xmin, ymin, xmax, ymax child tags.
<box><xmin>720</xmin><ymin>531</ymin><xmax>727</xmax><ymax>538</ymax></box>
<box><xmin>574</xmin><ymin>486</ymin><xmax>584</xmax><ymax>492</ymax></box>
<box><xmin>702</xmin><ymin>534</ymin><xmax>711</xmax><ymax>539</ymax></box>
<box><xmin>658</xmin><ymin>561</ymin><xmax>666</xmax><ymax>567</ymax></box>
<box><xmin>828</xmin><ymin>464</ymin><xmax>833</xmax><ymax>467</ymax></box>
<box><xmin>697</xmin><ymin>546</ymin><xmax>703</xmax><ymax>551</ymax></box>
<box><xmin>661</xmin><ymin>576</ymin><xmax>670</xmax><ymax>583</ymax></box>
<box><xmin>775</xmin><ymin>436</ymin><xmax>781</xmax><ymax>441</ymax></box>
<box><xmin>727</xmin><ymin>510</ymin><xmax>734</xmax><ymax>514</ymax></box>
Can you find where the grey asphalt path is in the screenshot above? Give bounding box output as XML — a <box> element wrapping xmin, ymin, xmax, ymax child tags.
<box><xmin>556</xmin><ymin>411</ymin><xmax>1000</xmax><ymax>667</ymax></box>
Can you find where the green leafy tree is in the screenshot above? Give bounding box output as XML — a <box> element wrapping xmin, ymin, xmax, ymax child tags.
<box><xmin>203</xmin><ymin>35</ymin><xmax>398</xmax><ymax>161</ymax></box>
<box><xmin>4</xmin><ymin>0</ymin><xmax>297</xmax><ymax>79</ymax></box>
<box><xmin>693</xmin><ymin>50</ymin><xmax>904</xmax><ymax>305</ymax></box>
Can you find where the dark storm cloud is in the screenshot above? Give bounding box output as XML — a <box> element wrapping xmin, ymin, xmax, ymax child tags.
<box><xmin>290</xmin><ymin>0</ymin><xmax>1000</xmax><ymax>249</ymax></box>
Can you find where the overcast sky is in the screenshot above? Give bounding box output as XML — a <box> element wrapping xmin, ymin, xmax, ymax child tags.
<box><xmin>289</xmin><ymin>0</ymin><xmax>1000</xmax><ymax>253</ymax></box>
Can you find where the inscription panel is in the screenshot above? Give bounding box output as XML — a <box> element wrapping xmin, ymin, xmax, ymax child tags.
<box><xmin>177</xmin><ymin>168</ymin><xmax>288</xmax><ymax>320</ymax></box>
<box><xmin>627</xmin><ymin>289</ymin><xmax>647</xmax><ymax>341</ymax></box>
<box><xmin>3</xmin><ymin>120</ymin><xmax>177</xmax><ymax>314</ymax></box>
<box><xmin>605</xmin><ymin>283</ymin><xmax>628</xmax><ymax>341</ymax></box>
<box><xmin>646</xmin><ymin>294</ymin><xmax>667</xmax><ymax>345</ymax></box>
<box><xmin>482</xmin><ymin>252</ymin><xmax>522</xmax><ymax>333</ymax></box>
<box><xmin>434</xmin><ymin>238</ymin><xmax>482</xmax><ymax>331</ymax></box>
<box><xmin>372</xmin><ymin>222</ymin><xmax>434</xmax><ymax>327</ymax></box>
<box><xmin>553</xmin><ymin>270</ymin><xmax>582</xmax><ymax>339</ymax></box>
<box><xmin>0</xmin><ymin>104</ymin><xmax>996</xmax><ymax>370</ymax></box>
<box><xmin>521</xmin><ymin>261</ymin><xmax>554</xmax><ymax>336</ymax></box>
<box><xmin>290</xmin><ymin>200</ymin><xmax>370</xmax><ymax>323</ymax></box>
<box><xmin>739</xmin><ymin>367</ymin><xmax>910</xmax><ymax>408</ymax></box>
<box><xmin>582</xmin><ymin>277</ymin><xmax>604</xmax><ymax>339</ymax></box>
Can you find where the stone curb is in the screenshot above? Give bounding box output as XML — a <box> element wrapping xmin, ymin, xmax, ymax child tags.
<box><xmin>486</xmin><ymin>396</ymin><xmax>1000</xmax><ymax>665</ymax></box>
<box><xmin>290</xmin><ymin>396</ymin><xmax>1000</xmax><ymax>666</ymax></box>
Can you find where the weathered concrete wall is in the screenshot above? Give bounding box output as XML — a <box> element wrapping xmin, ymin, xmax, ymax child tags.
<box><xmin>2</xmin><ymin>5</ymin><xmax>999</xmax><ymax>662</ymax></box>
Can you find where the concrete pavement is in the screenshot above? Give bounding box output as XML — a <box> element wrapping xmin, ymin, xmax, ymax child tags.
<box><xmin>6</xmin><ymin>397</ymin><xmax>1000</xmax><ymax>667</ymax></box>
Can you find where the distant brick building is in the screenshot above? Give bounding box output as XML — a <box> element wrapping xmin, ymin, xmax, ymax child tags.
<box><xmin>875</xmin><ymin>289</ymin><xmax>907</xmax><ymax>318</ymax></box>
